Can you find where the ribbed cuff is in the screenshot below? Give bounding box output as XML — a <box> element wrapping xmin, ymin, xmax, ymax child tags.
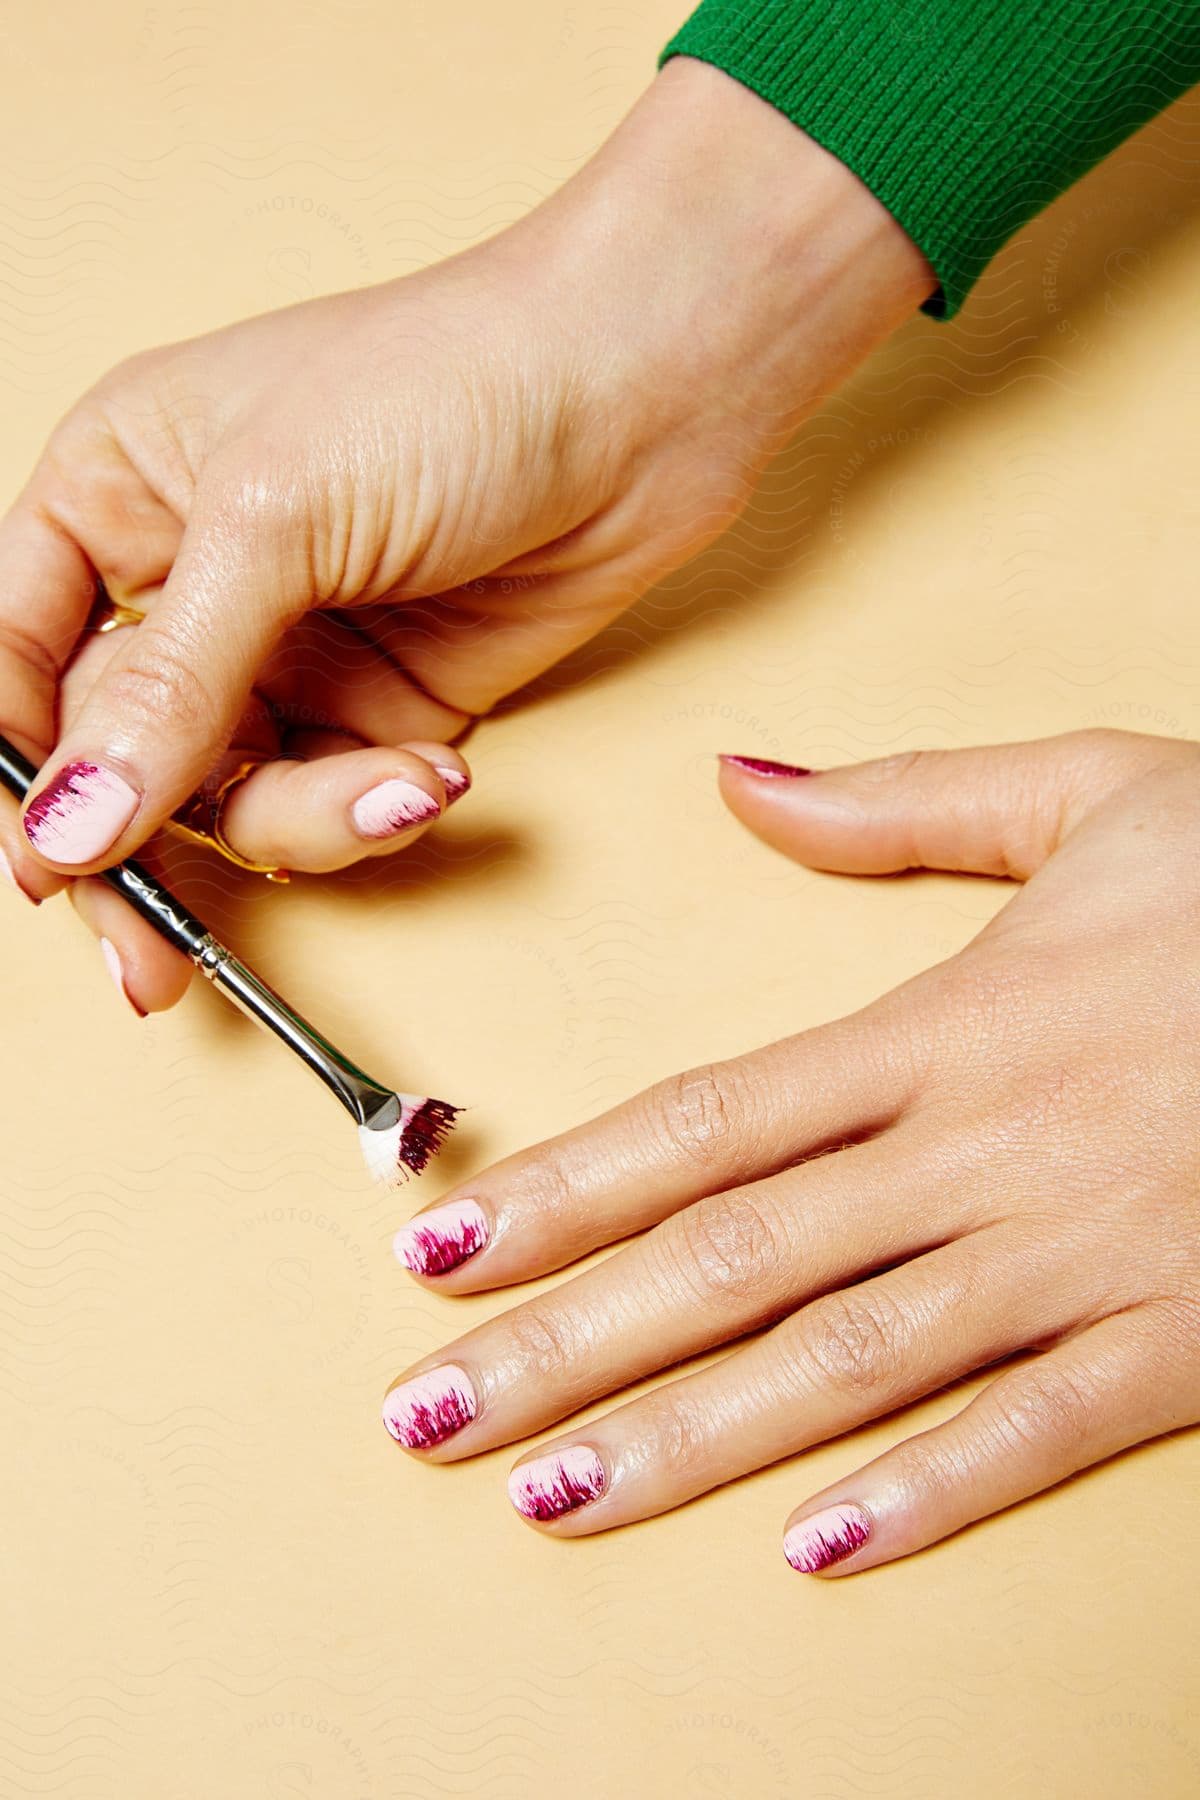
<box><xmin>661</xmin><ymin>1</ymin><xmax>1200</xmax><ymax>319</ymax></box>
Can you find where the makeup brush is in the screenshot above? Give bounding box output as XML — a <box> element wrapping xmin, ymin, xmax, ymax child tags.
<box><xmin>0</xmin><ymin>734</ymin><xmax>459</xmax><ymax>1185</ymax></box>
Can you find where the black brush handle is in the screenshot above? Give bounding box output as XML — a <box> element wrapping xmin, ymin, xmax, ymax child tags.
<box><xmin>0</xmin><ymin>732</ymin><xmax>209</xmax><ymax>956</ymax></box>
<box><xmin>0</xmin><ymin>730</ymin><xmax>396</xmax><ymax>1118</ymax></box>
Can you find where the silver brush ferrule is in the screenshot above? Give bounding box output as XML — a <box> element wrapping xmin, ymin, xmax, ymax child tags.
<box><xmin>191</xmin><ymin>934</ymin><xmax>401</xmax><ymax>1130</ymax></box>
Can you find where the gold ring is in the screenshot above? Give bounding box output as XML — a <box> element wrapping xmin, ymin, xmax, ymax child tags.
<box><xmin>169</xmin><ymin>758</ymin><xmax>295</xmax><ymax>884</ymax></box>
<box><xmin>96</xmin><ymin>601</ymin><xmax>147</xmax><ymax>633</ymax></box>
<box><xmin>89</xmin><ymin>582</ymin><xmax>146</xmax><ymax>634</ymax></box>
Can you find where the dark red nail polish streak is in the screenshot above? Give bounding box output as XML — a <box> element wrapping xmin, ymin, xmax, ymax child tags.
<box><xmin>784</xmin><ymin>1507</ymin><xmax>871</xmax><ymax>1573</ymax></box>
<box><xmin>398</xmin><ymin>1388</ymin><xmax>472</xmax><ymax>1449</ymax></box>
<box><xmin>23</xmin><ymin>762</ymin><xmax>97</xmax><ymax>841</ymax></box>
<box><xmin>382</xmin><ymin>1366</ymin><xmax>477</xmax><ymax>1449</ymax></box>
<box><xmin>412</xmin><ymin>1220</ymin><xmax>483</xmax><ymax>1275</ymax></box>
<box><xmin>509</xmin><ymin>1448</ymin><xmax>606</xmax><ymax>1520</ymax></box>
<box><xmin>394</xmin><ymin>1201</ymin><xmax>488</xmax><ymax>1277</ymax></box>
<box><xmin>719</xmin><ymin>755</ymin><xmax>813</xmax><ymax>778</ymax></box>
<box><xmin>521</xmin><ymin>1468</ymin><xmax>592</xmax><ymax>1520</ymax></box>
<box><xmin>438</xmin><ymin>766</ymin><xmax>471</xmax><ymax>801</ymax></box>
<box><xmin>395</xmin><ymin>1098</ymin><xmax>461</xmax><ymax>1179</ymax></box>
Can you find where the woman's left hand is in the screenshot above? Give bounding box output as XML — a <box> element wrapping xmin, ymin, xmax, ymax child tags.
<box><xmin>381</xmin><ymin>729</ymin><xmax>1200</xmax><ymax>1575</ymax></box>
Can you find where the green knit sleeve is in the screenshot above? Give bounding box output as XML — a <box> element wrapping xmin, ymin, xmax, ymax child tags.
<box><xmin>660</xmin><ymin>1</ymin><xmax>1200</xmax><ymax>318</ymax></box>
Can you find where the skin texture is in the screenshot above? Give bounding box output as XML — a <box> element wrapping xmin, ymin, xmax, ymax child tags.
<box><xmin>0</xmin><ymin>55</ymin><xmax>933</xmax><ymax>1011</ymax></box>
<box><xmin>383</xmin><ymin>729</ymin><xmax>1200</xmax><ymax>1575</ymax></box>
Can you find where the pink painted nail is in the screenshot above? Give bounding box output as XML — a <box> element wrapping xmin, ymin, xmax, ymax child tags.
<box><xmin>783</xmin><ymin>1503</ymin><xmax>871</xmax><ymax>1573</ymax></box>
<box><xmin>508</xmin><ymin>1446</ymin><xmax>606</xmax><ymax>1521</ymax></box>
<box><xmin>0</xmin><ymin>842</ymin><xmax>40</xmax><ymax>904</ymax></box>
<box><xmin>393</xmin><ymin>1199</ymin><xmax>489</xmax><ymax>1276</ymax></box>
<box><xmin>100</xmin><ymin>937</ymin><xmax>146</xmax><ymax>1018</ymax></box>
<box><xmin>719</xmin><ymin>755</ymin><xmax>813</xmax><ymax>778</ymax></box>
<box><xmin>352</xmin><ymin>778</ymin><xmax>441</xmax><ymax>840</ymax></box>
<box><xmin>382</xmin><ymin>1364</ymin><xmax>477</xmax><ymax>1449</ymax></box>
<box><xmin>23</xmin><ymin>760</ymin><xmax>139</xmax><ymax>863</ymax></box>
<box><xmin>433</xmin><ymin>763</ymin><xmax>471</xmax><ymax>803</ymax></box>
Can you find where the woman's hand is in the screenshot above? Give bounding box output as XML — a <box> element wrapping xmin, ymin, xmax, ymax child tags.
<box><xmin>0</xmin><ymin>57</ymin><xmax>932</xmax><ymax>1011</ymax></box>
<box><xmin>382</xmin><ymin>729</ymin><xmax>1200</xmax><ymax>1575</ymax></box>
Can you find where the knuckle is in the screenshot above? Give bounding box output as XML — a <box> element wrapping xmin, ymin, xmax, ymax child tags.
<box><xmin>889</xmin><ymin>1433</ymin><xmax>968</xmax><ymax>1504</ymax></box>
<box><xmin>792</xmin><ymin>1288</ymin><xmax>913</xmax><ymax>1396</ymax></box>
<box><xmin>993</xmin><ymin>1362</ymin><xmax>1100</xmax><ymax>1455</ymax></box>
<box><xmin>103</xmin><ymin>632</ymin><xmax>217</xmax><ymax>734</ymax></box>
<box><xmin>670</xmin><ymin>1188</ymin><xmax>784</xmax><ymax>1308</ymax></box>
<box><xmin>855</xmin><ymin>748</ymin><xmax>928</xmax><ymax>786</ymax></box>
<box><xmin>516</xmin><ymin>1150</ymin><xmax>576</xmax><ymax>1229</ymax></box>
<box><xmin>1066</xmin><ymin>726</ymin><xmax>1161</xmax><ymax>770</ymax></box>
<box><xmin>212</xmin><ymin>464</ymin><xmax>304</xmax><ymax>539</ymax></box>
<box><xmin>1070</xmin><ymin>727</ymin><xmax>1125</xmax><ymax>760</ymax></box>
<box><xmin>91</xmin><ymin>348</ymin><xmax>158</xmax><ymax>396</ymax></box>
<box><xmin>647</xmin><ymin>1061</ymin><xmax>749</xmax><ymax>1168</ymax></box>
<box><xmin>641</xmin><ymin>1389</ymin><xmax>708</xmax><ymax>1473</ymax></box>
<box><xmin>505</xmin><ymin>1301</ymin><xmax>584</xmax><ymax>1382</ymax></box>
<box><xmin>44</xmin><ymin>402</ymin><xmax>105</xmax><ymax>467</ymax></box>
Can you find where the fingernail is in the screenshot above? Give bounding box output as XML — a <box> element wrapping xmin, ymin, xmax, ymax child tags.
<box><xmin>382</xmin><ymin>1364</ymin><xmax>477</xmax><ymax>1449</ymax></box>
<box><xmin>508</xmin><ymin>1446</ymin><xmax>606</xmax><ymax>1521</ymax></box>
<box><xmin>23</xmin><ymin>760</ymin><xmax>139</xmax><ymax>863</ymax></box>
<box><xmin>783</xmin><ymin>1503</ymin><xmax>871</xmax><ymax>1573</ymax></box>
<box><xmin>0</xmin><ymin>842</ymin><xmax>40</xmax><ymax>904</ymax></box>
<box><xmin>719</xmin><ymin>755</ymin><xmax>813</xmax><ymax>778</ymax></box>
<box><xmin>393</xmin><ymin>1199</ymin><xmax>489</xmax><ymax>1276</ymax></box>
<box><xmin>99</xmin><ymin>937</ymin><xmax>147</xmax><ymax>1018</ymax></box>
<box><xmin>433</xmin><ymin>763</ymin><xmax>471</xmax><ymax>804</ymax></box>
<box><xmin>352</xmin><ymin>778</ymin><xmax>441</xmax><ymax>840</ymax></box>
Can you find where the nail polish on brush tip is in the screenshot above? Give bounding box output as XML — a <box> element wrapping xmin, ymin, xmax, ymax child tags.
<box><xmin>508</xmin><ymin>1446</ymin><xmax>606</xmax><ymax>1521</ymax></box>
<box><xmin>23</xmin><ymin>760</ymin><xmax>139</xmax><ymax>863</ymax></box>
<box><xmin>783</xmin><ymin>1503</ymin><xmax>871</xmax><ymax>1573</ymax></box>
<box><xmin>393</xmin><ymin>1199</ymin><xmax>489</xmax><ymax>1276</ymax></box>
<box><xmin>352</xmin><ymin>778</ymin><xmax>442</xmax><ymax>840</ymax></box>
<box><xmin>382</xmin><ymin>1364</ymin><xmax>477</xmax><ymax>1449</ymax></box>
<box><xmin>719</xmin><ymin>755</ymin><xmax>813</xmax><ymax>778</ymax></box>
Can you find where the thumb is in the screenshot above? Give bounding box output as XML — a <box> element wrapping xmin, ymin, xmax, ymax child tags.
<box><xmin>21</xmin><ymin>482</ymin><xmax>308</xmax><ymax>870</ymax></box>
<box><xmin>717</xmin><ymin>731</ymin><xmax>1188</xmax><ymax>880</ymax></box>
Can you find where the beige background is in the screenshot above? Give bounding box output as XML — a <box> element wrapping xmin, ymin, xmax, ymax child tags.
<box><xmin>2</xmin><ymin>3</ymin><xmax>1199</xmax><ymax>1794</ymax></box>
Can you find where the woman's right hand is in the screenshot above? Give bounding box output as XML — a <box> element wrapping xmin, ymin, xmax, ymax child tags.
<box><xmin>0</xmin><ymin>56</ymin><xmax>933</xmax><ymax>1012</ymax></box>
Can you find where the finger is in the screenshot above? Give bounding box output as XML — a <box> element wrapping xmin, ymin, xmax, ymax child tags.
<box><xmin>217</xmin><ymin>742</ymin><xmax>467</xmax><ymax>874</ymax></box>
<box><xmin>33</xmin><ymin>616</ymin><xmax>246</xmax><ymax>1010</ymax></box>
<box><xmin>69</xmin><ymin>873</ymin><xmax>193</xmax><ymax>1015</ymax></box>
<box><xmin>381</xmin><ymin>1128</ymin><xmax>976</xmax><ymax>1458</ymax></box>
<box><xmin>717</xmin><ymin>730</ymin><xmax>1191</xmax><ymax>880</ymax></box>
<box><xmin>30</xmin><ymin>386</ymin><xmax>185</xmax><ymax>606</ymax></box>
<box><xmin>383</xmin><ymin>738</ymin><xmax>471</xmax><ymax>806</ymax></box>
<box><xmin>0</xmin><ymin>499</ymin><xmax>98</xmax><ymax>902</ymax></box>
<box><xmin>356</xmin><ymin>558</ymin><xmax>645</xmax><ymax>719</ymax></box>
<box><xmin>497</xmin><ymin>1230</ymin><xmax>1090</xmax><ymax>1533</ymax></box>
<box><xmin>19</xmin><ymin>478</ymin><xmax>311</xmax><ymax>872</ymax></box>
<box><xmin>284</xmin><ymin>613</ymin><xmax>470</xmax><ymax>747</ymax></box>
<box><xmin>0</xmin><ymin>839</ymin><xmax>45</xmax><ymax>907</ymax></box>
<box><xmin>390</xmin><ymin>997</ymin><xmax>921</xmax><ymax>1289</ymax></box>
<box><xmin>780</xmin><ymin>1301</ymin><xmax>1195</xmax><ymax>1576</ymax></box>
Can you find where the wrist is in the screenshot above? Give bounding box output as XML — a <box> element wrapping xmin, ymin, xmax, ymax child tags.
<box><xmin>522</xmin><ymin>56</ymin><xmax>936</xmax><ymax>447</ymax></box>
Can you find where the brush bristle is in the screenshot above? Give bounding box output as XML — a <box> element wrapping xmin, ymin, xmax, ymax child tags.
<box><xmin>357</xmin><ymin>1095</ymin><xmax>461</xmax><ymax>1188</ymax></box>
